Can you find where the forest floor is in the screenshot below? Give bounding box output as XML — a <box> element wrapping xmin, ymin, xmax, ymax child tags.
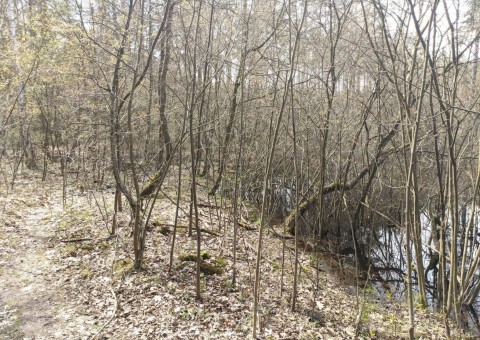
<box><xmin>0</xmin><ymin>166</ymin><xmax>469</xmax><ymax>339</ymax></box>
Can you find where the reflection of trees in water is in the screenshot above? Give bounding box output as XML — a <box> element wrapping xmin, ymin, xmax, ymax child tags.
<box><xmin>288</xmin><ymin>192</ymin><xmax>480</xmax><ymax>335</ymax></box>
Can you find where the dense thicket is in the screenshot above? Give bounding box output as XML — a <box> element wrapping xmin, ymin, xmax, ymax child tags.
<box><xmin>2</xmin><ymin>0</ymin><xmax>480</xmax><ymax>337</ymax></box>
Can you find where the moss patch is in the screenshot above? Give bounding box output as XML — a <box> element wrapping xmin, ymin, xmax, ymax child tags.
<box><xmin>61</xmin><ymin>243</ymin><xmax>78</xmax><ymax>257</ymax></box>
<box><xmin>179</xmin><ymin>251</ymin><xmax>226</xmax><ymax>275</ymax></box>
<box><xmin>179</xmin><ymin>250</ymin><xmax>210</xmax><ymax>262</ymax></box>
<box><xmin>80</xmin><ymin>268</ymin><xmax>94</xmax><ymax>279</ymax></box>
<box><xmin>200</xmin><ymin>262</ymin><xmax>223</xmax><ymax>275</ymax></box>
<box><xmin>215</xmin><ymin>256</ymin><xmax>227</xmax><ymax>267</ymax></box>
<box><xmin>78</xmin><ymin>244</ymin><xmax>94</xmax><ymax>251</ymax></box>
<box><xmin>113</xmin><ymin>258</ymin><xmax>133</xmax><ymax>276</ymax></box>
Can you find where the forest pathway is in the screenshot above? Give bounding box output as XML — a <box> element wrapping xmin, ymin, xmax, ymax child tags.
<box><xmin>0</xmin><ymin>177</ymin><xmax>94</xmax><ymax>339</ymax></box>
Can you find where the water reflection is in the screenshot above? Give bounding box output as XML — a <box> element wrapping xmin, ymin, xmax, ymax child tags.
<box><xmin>364</xmin><ymin>207</ymin><xmax>480</xmax><ymax>334</ymax></box>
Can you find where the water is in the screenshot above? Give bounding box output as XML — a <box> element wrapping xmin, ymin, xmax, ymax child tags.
<box><xmin>364</xmin><ymin>207</ymin><xmax>480</xmax><ymax>334</ymax></box>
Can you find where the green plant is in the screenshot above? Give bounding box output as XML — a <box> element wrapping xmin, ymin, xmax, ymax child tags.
<box><xmin>238</xmin><ymin>291</ymin><xmax>246</xmax><ymax>303</ymax></box>
<box><xmin>414</xmin><ymin>292</ymin><xmax>426</xmax><ymax>309</ymax></box>
<box><xmin>78</xmin><ymin>244</ymin><xmax>94</xmax><ymax>251</ymax></box>
<box><xmin>221</xmin><ymin>278</ymin><xmax>234</xmax><ymax>291</ymax></box>
<box><xmin>80</xmin><ymin>268</ymin><xmax>94</xmax><ymax>279</ymax></box>
<box><xmin>61</xmin><ymin>243</ymin><xmax>77</xmax><ymax>257</ymax></box>
<box><xmin>358</xmin><ymin>327</ymin><xmax>376</xmax><ymax>339</ymax></box>
<box><xmin>360</xmin><ymin>297</ymin><xmax>379</xmax><ymax>324</ymax></box>
<box><xmin>113</xmin><ymin>258</ymin><xmax>133</xmax><ymax>276</ymax></box>
<box><xmin>178</xmin><ymin>309</ymin><xmax>190</xmax><ymax>319</ymax></box>
<box><xmin>387</xmin><ymin>313</ymin><xmax>398</xmax><ymax>337</ymax></box>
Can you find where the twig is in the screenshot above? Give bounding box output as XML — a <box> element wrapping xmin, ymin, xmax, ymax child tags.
<box><xmin>90</xmin><ymin>234</ymin><xmax>119</xmax><ymax>339</ymax></box>
<box><xmin>158</xmin><ymin>223</ymin><xmax>221</xmax><ymax>236</ymax></box>
<box><xmin>266</xmin><ymin>224</ymin><xmax>294</xmax><ymax>240</ymax></box>
<box><xmin>60</xmin><ymin>235</ymin><xmax>117</xmax><ymax>243</ymax></box>
<box><xmin>355</xmin><ymin>265</ymin><xmax>372</xmax><ymax>335</ymax></box>
<box><xmin>89</xmin><ymin>285</ymin><xmax>118</xmax><ymax>339</ymax></box>
<box><xmin>60</xmin><ymin>238</ymin><xmax>92</xmax><ymax>243</ymax></box>
<box><xmin>238</xmin><ymin>219</ymin><xmax>257</xmax><ymax>231</ymax></box>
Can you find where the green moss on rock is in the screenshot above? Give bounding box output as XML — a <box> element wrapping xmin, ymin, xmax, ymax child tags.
<box><xmin>200</xmin><ymin>262</ymin><xmax>223</xmax><ymax>275</ymax></box>
<box><xmin>178</xmin><ymin>251</ymin><xmax>224</xmax><ymax>275</ymax></box>
<box><xmin>179</xmin><ymin>250</ymin><xmax>210</xmax><ymax>262</ymax></box>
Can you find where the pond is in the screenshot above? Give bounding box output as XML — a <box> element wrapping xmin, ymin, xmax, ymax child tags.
<box><xmin>361</xmin><ymin>207</ymin><xmax>480</xmax><ymax>334</ymax></box>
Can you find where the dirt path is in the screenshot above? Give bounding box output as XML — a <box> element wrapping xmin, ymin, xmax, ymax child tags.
<box><xmin>0</xmin><ymin>176</ymin><xmax>94</xmax><ymax>339</ymax></box>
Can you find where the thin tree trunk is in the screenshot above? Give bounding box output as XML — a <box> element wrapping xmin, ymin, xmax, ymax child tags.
<box><xmin>187</xmin><ymin>0</ymin><xmax>203</xmax><ymax>300</ymax></box>
<box><xmin>253</xmin><ymin>1</ymin><xmax>307</xmax><ymax>335</ymax></box>
<box><xmin>158</xmin><ymin>1</ymin><xmax>175</xmax><ymax>163</ymax></box>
